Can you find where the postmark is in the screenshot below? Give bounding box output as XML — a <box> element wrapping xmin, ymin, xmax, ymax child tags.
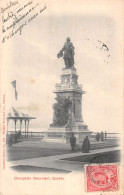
<box><xmin>85</xmin><ymin>164</ymin><xmax>119</xmax><ymax>192</ymax></box>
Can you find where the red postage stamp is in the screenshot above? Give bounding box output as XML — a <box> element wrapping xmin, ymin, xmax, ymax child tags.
<box><xmin>85</xmin><ymin>164</ymin><xmax>118</xmax><ymax>192</ymax></box>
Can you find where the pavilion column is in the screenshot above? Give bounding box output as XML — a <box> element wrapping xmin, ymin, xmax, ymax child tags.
<box><xmin>27</xmin><ymin>119</ymin><xmax>30</xmax><ymax>138</ymax></box>
<box><xmin>20</xmin><ymin>119</ymin><xmax>22</xmax><ymax>132</ymax></box>
<box><xmin>25</xmin><ymin>119</ymin><xmax>27</xmax><ymax>138</ymax></box>
<box><xmin>14</xmin><ymin>119</ymin><xmax>17</xmax><ymax>132</ymax></box>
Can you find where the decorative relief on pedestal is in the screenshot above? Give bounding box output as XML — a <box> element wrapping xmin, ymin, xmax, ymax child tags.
<box><xmin>70</xmin><ymin>74</ymin><xmax>78</xmax><ymax>87</ymax></box>
<box><xmin>74</xmin><ymin>98</ymin><xmax>82</xmax><ymax>120</ymax></box>
<box><xmin>61</xmin><ymin>75</ymin><xmax>70</xmax><ymax>87</ymax></box>
<box><xmin>50</xmin><ymin>96</ymin><xmax>72</xmax><ymax>127</ymax></box>
<box><xmin>60</xmin><ymin>72</ymin><xmax>78</xmax><ymax>89</ymax></box>
<box><xmin>62</xmin><ymin>68</ymin><xmax>77</xmax><ymax>75</ymax></box>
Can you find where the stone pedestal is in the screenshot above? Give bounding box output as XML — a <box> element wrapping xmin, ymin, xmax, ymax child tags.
<box><xmin>44</xmin><ymin>128</ymin><xmax>91</xmax><ymax>143</ymax></box>
<box><xmin>44</xmin><ymin>67</ymin><xmax>91</xmax><ymax>143</ymax></box>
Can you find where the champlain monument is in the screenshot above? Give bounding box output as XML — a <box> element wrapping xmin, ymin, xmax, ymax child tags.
<box><xmin>44</xmin><ymin>37</ymin><xmax>91</xmax><ymax>143</ymax></box>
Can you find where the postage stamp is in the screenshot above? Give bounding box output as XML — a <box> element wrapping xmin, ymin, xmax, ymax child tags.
<box><xmin>85</xmin><ymin>164</ymin><xmax>119</xmax><ymax>192</ymax></box>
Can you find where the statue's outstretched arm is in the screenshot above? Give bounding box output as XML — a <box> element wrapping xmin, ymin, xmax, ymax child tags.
<box><xmin>57</xmin><ymin>44</ymin><xmax>65</xmax><ymax>58</ymax></box>
<box><xmin>61</xmin><ymin>43</ymin><xmax>66</xmax><ymax>52</ymax></box>
<box><xmin>57</xmin><ymin>50</ymin><xmax>63</xmax><ymax>58</ymax></box>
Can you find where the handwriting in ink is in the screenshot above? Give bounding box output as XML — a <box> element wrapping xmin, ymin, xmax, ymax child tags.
<box><xmin>1</xmin><ymin>0</ymin><xmax>19</xmax><ymax>14</ymax></box>
<box><xmin>2</xmin><ymin>3</ymin><xmax>47</xmax><ymax>43</ymax></box>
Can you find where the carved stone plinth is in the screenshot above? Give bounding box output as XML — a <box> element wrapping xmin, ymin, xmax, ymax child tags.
<box><xmin>44</xmin><ymin>67</ymin><xmax>91</xmax><ymax>143</ymax></box>
<box><xmin>44</xmin><ymin>128</ymin><xmax>91</xmax><ymax>143</ymax></box>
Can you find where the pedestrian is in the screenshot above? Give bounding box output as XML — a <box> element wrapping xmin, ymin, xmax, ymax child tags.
<box><xmin>96</xmin><ymin>133</ymin><xmax>100</xmax><ymax>141</ymax></box>
<box><xmin>82</xmin><ymin>136</ymin><xmax>90</xmax><ymax>153</ymax></box>
<box><xmin>6</xmin><ymin>134</ymin><xmax>12</xmax><ymax>147</ymax></box>
<box><xmin>70</xmin><ymin>133</ymin><xmax>76</xmax><ymax>152</ymax></box>
<box><xmin>101</xmin><ymin>131</ymin><xmax>104</xmax><ymax>142</ymax></box>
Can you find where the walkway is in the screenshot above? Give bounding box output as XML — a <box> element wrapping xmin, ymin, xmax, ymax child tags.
<box><xmin>8</xmin><ymin>147</ymin><xmax>120</xmax><ymax>173</ymax></box>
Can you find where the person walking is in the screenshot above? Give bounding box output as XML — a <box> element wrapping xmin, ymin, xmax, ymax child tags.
<box><xmin>70</xmin><ymin>133</ymin><xmax>76</xmax><ymax>152</ymax></box>
<box><xmin>82</xmin><ymin>136</ymin><xmax>90</xmax><ymax>153</ymax></box>
<box><xmin>101</xmin><ymin>131</ymin><xmax>104</xmax><ymax>142</ymax></box>
<box><xmin>96</xmin><ymin>133</ymin><xmax>100</xmax><ymax>141</ymax></box>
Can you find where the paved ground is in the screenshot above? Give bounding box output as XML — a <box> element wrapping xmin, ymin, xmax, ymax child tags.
<box><xmin>7</xmin><ymin>146</ymin><xmax>70</xmax><ymax>161</ymax></box>
<box><xmin>7</xmin><ymin>140</ymin><xmax>72</xmax><ymax>161</ymax></box>
<box><xmin>7</xmin><ymin>139</ymin><xmax>119</xmax><ymax>161</ymax></box>
<box><xmin>8</xmin><ymin>145</ymin><xmax>120</xmax><ymax>173</ymax></box>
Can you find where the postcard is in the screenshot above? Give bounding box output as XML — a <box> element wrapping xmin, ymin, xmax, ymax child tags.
<box><xmin>0</xmin><ymin>0</ymin><xmax>124</xmax><ymax>194</ymax></box>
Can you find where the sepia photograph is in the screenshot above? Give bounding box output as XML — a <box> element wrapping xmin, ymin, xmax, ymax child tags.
<box><xmin>0</xmin><ymin>0</ymin><xmax>124</xmax><ymax>194</ymax></box>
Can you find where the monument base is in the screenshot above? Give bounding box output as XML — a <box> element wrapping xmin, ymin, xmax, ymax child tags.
<box><xmin>46</xmin><ymin>66</ymin><xmax>92</xmax><ymax>144</ymax></box>
<box><xmin>43</xmin><ymin>127</ymin><xmax>92</xmax><ymax>144</ymax></box>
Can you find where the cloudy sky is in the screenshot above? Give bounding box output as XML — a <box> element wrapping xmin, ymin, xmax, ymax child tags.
<box><xmin>1</xmin><ymin>0</ymin><xmax>123</xmax><ymax>132</ymax></box>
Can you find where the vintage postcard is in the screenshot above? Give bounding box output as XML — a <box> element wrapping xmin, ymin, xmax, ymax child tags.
<box><xmin>0</xmin><ymin>0</ymin><xmax>124</xmax><ymax>194</ymax></box>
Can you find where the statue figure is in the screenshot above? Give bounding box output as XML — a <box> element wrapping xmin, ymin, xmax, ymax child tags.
<box><xmin>50</xmin><ymin>96</ymin><xmax>72</xmax><ymax>127</ymax></box>
<box><xmin>57</xmin><ymin>37</ymin><xmax>75</xmax><ymax>68</ymax></box>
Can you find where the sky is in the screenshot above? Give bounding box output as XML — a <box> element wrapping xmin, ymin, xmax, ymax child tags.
<box><xmin>1</xmin><ymin>0</ymin><xmax>123</xmax><ymax>132</ymax></box>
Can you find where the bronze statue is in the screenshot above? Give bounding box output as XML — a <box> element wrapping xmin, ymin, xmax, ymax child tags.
<box><xmin>57</xmin><ymin>37</ymin><xmax>75</xmax><ymax>68</ymax></box>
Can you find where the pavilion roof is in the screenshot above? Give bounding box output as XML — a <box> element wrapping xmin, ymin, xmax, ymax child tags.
<box><xmin>7</xmin><ymin>107</ymin><xmax>36</xmax><ymax>120</ymax></box>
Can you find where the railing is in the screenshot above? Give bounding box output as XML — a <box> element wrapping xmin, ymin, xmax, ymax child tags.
<box><xmin>7</xmin><ymin>131</ymin><xmax>45</xmax><ymax>139</ymax></box>
<box><xmin>7</xmin><ymin>131</ymin><xmax>120</xmax><ymax>141</ymax></box>
<box><xmin>91</xmin><ymin>132</ymin><xmax>120</xmax><ymax>142</ymax></box>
